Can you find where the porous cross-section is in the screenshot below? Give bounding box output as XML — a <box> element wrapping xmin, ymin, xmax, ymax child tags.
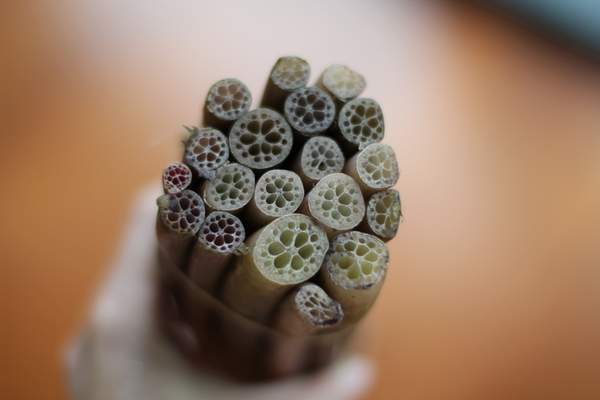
<box><xmin>338</xmin><ymin>98</ymin><xmax>384</xmax><ymax>149</ymax></box>
<box><xmin>205</xmin><ymin>78</ymin><xmax>252</xmax><ymax>121</ymax></box>
<box><xmin>300</xmin><ymin>136</ymin><xmax>345</xmax><ymax>181</ymax></box>
<box><xmin>183</xmin><ymin>127</ymin><xmax>229</xmax><ymax>177</ymax></box>
<box><xmin>203</xmin><ymin>163</ymin><xmax>255</xmax><ymax>211</ymax></box>
<box><xmin>295</xmin><ymin>283</ymin><xmax>343</xmax><ymax>327</ymax></box>
<box><xmin>162</xmin><ymin>162</ymin><xmax>192</xmax><ymax>194</ymax></box>
<box><xmin>157</xmin><ymin>190</ymin><xmax>205</xmax><ymax>235</ymax></box>
<box><xmin>366</xmin><ymin>189</ymin><xmax>402</xmax><ymax>240</ymax></box>
<box><xmin>198</xmin><ymin>211</ymin><xmax>245</xmax><ymax>254</ymax></box>
<box><xmin>253</xmin><ymin>214</ymin><xmax>328</xmax><ymax>284</ymax></box>
<box><xmin>325</xmin><ymin>231</ymin><xmax>389</xmax><ymax>290</ymax></box>
<box><xmin>271</xmin><ymin>56</ymin><xmax>310</xmax><ymax>91</ymax></box>
<box><xmin>255</xmin><ymin>170</ymin><xmax>304</xmax><ymax>217</ymax></box>
<box><xmin>356</xmin><ymin>143</ymin><xmax>399</xmax><ymax>190</ymax></box>
<box><xmin>284</xmin><ymin>87</ymin><xmax>335</xmax><ymax>136</ymax></box>
<box><xmin>307</xmin><ymin>173</ymin><xmax>365</xmax><ymax>231</ymax></box>
<box><xmin>321</xmin><ymin>65</ymin><xmax>366</xmax><ymax>102</ymax></box>
<box><xmin>229</xmin><ymin>108</ymin><xmax>293</xmax><ymax>169</ymax></box>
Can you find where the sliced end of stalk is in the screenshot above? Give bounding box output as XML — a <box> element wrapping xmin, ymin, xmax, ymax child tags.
<box><xmin>162</xmin><ymin>162</ymin><xmax>192</xmax><ymax>194</ymax></box>
<box><xmin>308</xmin><ymin>173</ymin><xmax>365</xmax><ymax>231</ymax></box>
<box><xmin>229</xmin><ymin>108</ymin><xmax>293</xmax><ymax>169</ymax></box>
<box><xmin>366</xmin><ymin>189</ymin><xmax>402</xmax><ymax>240</ymax></box>
<box><xmin>255</xmin><ymin>170</ymin><xmax>304</xmax><ymax>217</ymax></box>
<box><xmin>205</xmin><ymin>78</ymin><xmax>252</xmax><ymax>121</ymax></box>
<box><xmin>339</xmin><ymin>98</ymin><xmax>385</xmax><ymax>148</ymax></box>
<box><xmin>322</xmin><ymin>65</ymin><xmax>366</xmax><ymax>102</ymax></box>
<box><xmin>295</xmin><ymin>283</ymin><xmax>343</xmax><ymax>327</ymax></box>
<box><xmin>183</xmin><ymin>127</ymin><xmax>229</xmax><ymax>178</ymax></box>
<box><xmin>284</xmin><ymin>87</ymin><xmax>335</xmax><ymax>135</ymax></box>
<box><xmin>204</xmin><ymin>163</ymin><xmax>255</xmax><ymax>211</ymax></box>
<box><xmin>198</xmin><ymin>211</ymin><xmax>246</xmax><ymax>254</ymax></box>
<box><xmin>325</xmin><ymin>231</ymin><xmax>389</xmax><ymax>290</ymax></box>
<box><xmin>253</xmin><ymin>214</ymin><xmax>328</xmax><ymax>285</ymax></box>
<box><xmin>301</xmin><ymin>136</ymin><xmax>345</xmax><ymax>181</ymax></box>
<box><xmin>157</xmin><ymin>190</ymin><xmax>205</xmax><ymax>234</ymax></box>
<box><xmin>271</xmin><ymin>56</ymin><xmax>310</xmax><ymax>91</ymax></box>
<box><xmin>356</xmin><ymin>143</ymin><xmax>399</xmax><ymax>190</ymax></box>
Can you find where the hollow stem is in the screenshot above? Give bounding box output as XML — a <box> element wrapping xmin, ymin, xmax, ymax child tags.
<box><xmin>268</xmin><ymin>283</ymin><xmax>343</xmax><ymax>377</ymax></box>
<box><xmin>283</xmin><ymin>86</ymin><xmax>336</xmax><ymax>136</ymax></box>
<box><xmin>188</xmin><ymin>211</ymin><xmax>246</xmax><ymax>293</ymax></box>
<box><xmin>261</xmin><ymin>56</ymin><xmax>310</xmax><ymax>110</ymax></box>
<box><xmin>222</xmin><ymin>214</ymin><xmax>329</xmax><ymax>323</ymax></box>
<box><xmin>200</xmin><ymin>163</ymin><xmax>255</xmax><ymax>214</ymax></box>
<box><xmin>229</xmin><ymin>108</ymin><xmax>294</xmax><ymax>170</ymax></box>
<box><xmin>245</xmin><ymin>169</ymin><xmax>304</xmax><ymax>228</ymax></box>
<box><xmin>292</xmin><ymin>136</ymin><xmax>345</xmax><ymax>189</ymax></box>
<box><xmin>318</xmin><ymin>64</ymin><xmax>366</xmax><ymax>105</ymax></box>
<box><xmin>182</xmin><ymin>126</ymin><xmax>229</xmax><ymax>180</ymax></box>
<box><xmin>360</xmin><ymin>189</ymin><xmax>403</xmax><ymax>241</ymax></box>
<box><xmin>203</xmin><ymin>78</ymin><xmax>252</xmax><ymax>131</ymax></box>
<box><xmin>335</xmin><ymin>97</ymin><xmax>385</xmax><ymax>153</ymax></box>
<box><xmin>319</xmin><ymin>231</ymin><xmax>389</xmax><ymax>324</ymax></box>
<box><xmin>156</xmin><ymin>190</ymin><xmax>206</xmax><ymax>271</ymax></box>
<box><xmin>162</xmin><ymin>162</ymin><xmax>192</xmax><ymax>194</ymax></box>
<box><xmin>344</xmin><ymin>142</ymin><xmax>400</xmax><ymax>197</ymax></box>
<box><xmin>300</xmin><ymin>173</ymin><xmax>365</xmax><ymax>238</ymax></box>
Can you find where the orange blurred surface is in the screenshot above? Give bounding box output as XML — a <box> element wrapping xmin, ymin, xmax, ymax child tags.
<box><xmin>2</xmin><ymin>1</ymin><xmax>600</xmax><ymax>399</ymax></box>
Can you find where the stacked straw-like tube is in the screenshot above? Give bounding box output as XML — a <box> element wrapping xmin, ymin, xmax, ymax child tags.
<box><xmin>156</xmin><ymin>57</ymin><xmax>403</xmax><ymax>381</ymax></box>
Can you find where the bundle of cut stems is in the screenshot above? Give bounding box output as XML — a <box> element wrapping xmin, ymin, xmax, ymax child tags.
<box><xmin>154</xmin><ymin>57</ymin><xmax>403</xmax><ymax>381</ymax></box>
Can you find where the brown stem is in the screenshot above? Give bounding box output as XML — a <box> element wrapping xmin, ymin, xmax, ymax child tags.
<box><xmin>188</xmin><ymin>211</ymin><xmax>246</xmax><ymax>293</ymax></box>
<box><xmin>261</xmin><ymin>56</ymin><xmax>310</xmax><ymax>111</ymax></box>
<box><xmin>283</xmin><ymin>87</ymin><xmax>336</xmax><ymax>136</ymax></box>
<box><xmin>268</xmin><ymin>283</ymin><xmax>344</xmax><ymax>377</ymax></box>
<box><xmin>156</xmin><ymin>190</ymin><xmax>206</xmax><ymax>272</ymax></box>
<box><xmin>319</xmin><ymin>231</ymin><xmax>389</xmax><ymax>325</ymax></box>
<box><xmin>359</xmin><ymin>189</ymin><xmax>403</xmax><ymax>241</ymax></box>
<box><xmin>221</xmin><ymin>214</ymin><xmax>329</xmax><ymax>323</ymax></box>
<box><xmin>182</xmin><ymin>126</ymin><xmax>230</xmax><ymax>180</ymax></box>
<box><xmin>162</xmin><ymin>162</ymin><xmax>192</xmax><ymax>194</ymax></box>
<box><xmin>203</xmin><ymin>78</ymin><xmax>252</xmax><ymax>131</ymax></box>
<box><xmin>344</xmin><ymin>142</ymin><xmax>400</xmax><ymax>197</ymax></box>
<box><xmin>229</xmin><ymin>108</ymin><xmax>294</xmax><ymax>170</ymax></box>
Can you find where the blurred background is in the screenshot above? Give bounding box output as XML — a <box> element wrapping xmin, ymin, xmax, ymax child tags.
<box><xmin>2</xmin><ymin>1</ymin><xmax>600</xmax><ymax>399</ymax></box>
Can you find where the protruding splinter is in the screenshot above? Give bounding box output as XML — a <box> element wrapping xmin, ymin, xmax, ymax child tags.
<box><xmin>320</xmin><ymin>231</ymin><xmax>389</xmax><ymax>324</ymax></box>
<box><xmin>222</xmin><ymin>214</ymin><xmax>329</xmax><ymax>323</ymax></box>
<box><xmin>188</xmin><ymin>211</ymin><xmax>246</xmax><ymax>293</ymax></box>
<box><xmin>363</xmin><ymin>189</ymin><xmax>402</xmax><ymax>241</ymax></box>
<box><xmin>229</xmin><ymin>108</ymin><xmax>293</xmax><ymax>170</ymax></box>
<box><xmin>203</xmin><ymin>78</ymin><xmax>252</xmax><ymax>129</ymax></box>
<box><xmin>337</xmin><ymin>98</ymin><xmax>385</xmax><ymax>150</ymax></box>
<box><xmin>284</xmin><ymin>86</ymin><xmax>335</xmax><ymax>136</ymax></box>
<box><xmin>246</xmin><ymin>169</ymin><xmax>304</xmax><ymax>227</ymax></box>
<box><xmin>293</xmin><ymin>136</ymin><xmax>345</xmax><ymax>187</ymax></box>
<box><xmin>302</xmin><ymin>173</ymin><xmax>365</xmax><ymax>238</ymax></box>
<box><xmin>320</xmin><ymin>65</ymin><xmax>366</xmax><ymax>103</ymax></box>
<box><xmin>262</xmin><ymin>56</ymin><xmax>311</xmax><ymax>110</ymax></box>
<box><xmin>162</xmin><ymin>162</ymin><xmax>192</xmax><ymax>194</ymax></box>
<box><xmin>183</xmin><ymin>127</ymin><xmax>229</xmax><ymax>179</ymax></box>
<box><xmin>201</xmin><ymin>163</ymin><xmax>255</xmax><ymax>214</ymax></box>
<box><xmin>344</xmin><ymin>143</ymin><xmax>399</xmax><ymax>197</ymax></box>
